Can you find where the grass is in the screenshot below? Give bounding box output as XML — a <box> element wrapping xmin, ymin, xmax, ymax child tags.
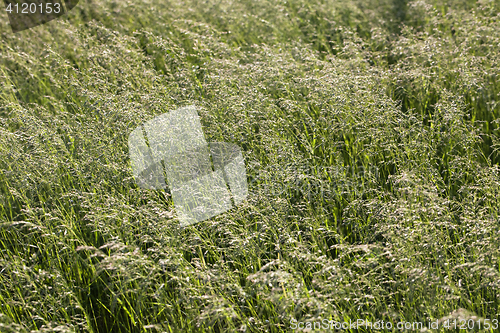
<box><xmin>0</xmin><ymin>0</ymin><xmax>499</xmax><ymax>332</ymax></box>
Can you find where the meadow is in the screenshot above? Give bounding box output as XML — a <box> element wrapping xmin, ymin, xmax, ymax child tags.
<box><xmin>0</xmin><ymin>0</ymin><xmax>499</xmax><ymax>331</ymax></box>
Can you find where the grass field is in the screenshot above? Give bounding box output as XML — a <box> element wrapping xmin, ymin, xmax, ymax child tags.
<box><xmin>0</xmin><ymin>0</ymin><xmax>499</xmax><ymax>332</ymax></box>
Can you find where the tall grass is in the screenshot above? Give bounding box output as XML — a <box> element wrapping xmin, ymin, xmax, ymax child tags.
<box><xmin>0</xmin><ymin>0</ymin><xmax>499</xmax><ymax>332</ymax></box>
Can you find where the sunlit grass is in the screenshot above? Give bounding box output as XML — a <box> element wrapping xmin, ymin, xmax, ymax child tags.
<box><xmin>0</xmin><ymin>0</ymin><xmax>499</xmax><ymax>332</ymax></box>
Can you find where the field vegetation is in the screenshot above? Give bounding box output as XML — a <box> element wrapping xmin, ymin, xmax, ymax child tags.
<box><xmin>0</xmin><ymin>0</ymin><xmax>499</xmax><ymax>331</ymax></box>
